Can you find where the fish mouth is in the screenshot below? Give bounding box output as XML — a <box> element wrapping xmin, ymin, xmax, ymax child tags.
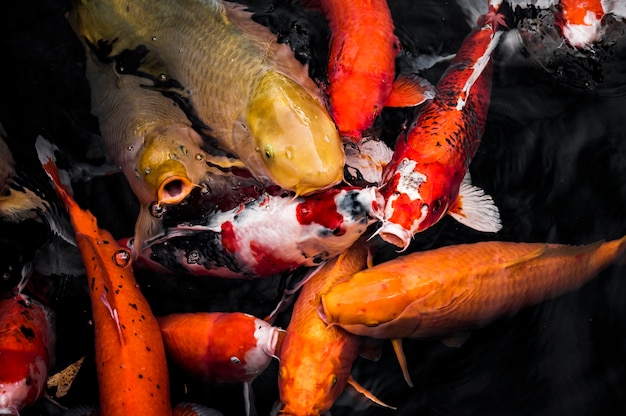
<box><xmin>157</xmin><ymin>175</ymin><xmax>195</xmax><ymax>205</ymax></box>
<box><xmin>375</xmin><ymin>221</ymin><xmax>413</xmax><ymax>251</ymax></box>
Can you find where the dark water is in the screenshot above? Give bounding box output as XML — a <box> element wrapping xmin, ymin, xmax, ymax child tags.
<box><xmin>1</xmin><ymin>0</ymin><xmax>626</xmax><ymax>415</ymax></box>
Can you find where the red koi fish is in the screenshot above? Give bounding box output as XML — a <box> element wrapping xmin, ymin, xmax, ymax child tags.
<box><xmin>0</xmin><ymin>279</ymin><xmax>55</xmax><ymax>415</ymax></box>
<box><xmin>376</xmin><ymin>4</ymin><xmax>506</xmax><ymax>250</ymax></box>
<box><xmin>36</xmin><ymin>137</ymin><xmax>172</xmax><ymax>416</ymax></box>
<box><xmin>320</xmin><ymin>236</ymin><xmax>626</xmax><ymax>384</ymax></box>
<box><xmin>557</xmin><ymin>0</ymin><xmax>625</xmax><ymax>48</ymax></box>
<box><xmin>158</xmin><ymin>312</ymin><xmax>284</xmax><ymax>416</ymax></box>
<box><xmin>135</xmin><ymin>186</ymin><xmax>383</xmax><ymax>278</ymax></box>
<box><xmin>308</xmin><ymin>0</ymin><xmax>433</xmax><ymax>143</ymax></box>
<box><xmin>277</xmin><ymin>240</ymin><xmax>392</xmax><ymax>415</ymax></box>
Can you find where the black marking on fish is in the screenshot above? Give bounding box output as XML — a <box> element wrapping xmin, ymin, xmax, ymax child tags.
<box><xmin>338</xmin><ymin>190</ymin><xmax>367</xmax><ymax>220</ymax></box>
<box><xmin>20</xmin><ymin>325</ymin><xmax>35</xmax><ymax>339</ymax></box>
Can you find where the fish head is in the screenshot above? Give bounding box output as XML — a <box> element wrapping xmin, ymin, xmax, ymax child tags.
<box><xmin>134</xmin><ymin>125</ymin><xmax>209</xmax><ymax>206</ymax></box>
<box><xmin>242</xmin><ymin>71</ymin><xmax>345</xmax><ymax>196</ymax></box>
<box><xmin>278</xmin><ymin>333</ymin><xmax>354</xmax><ymax>415</ymax></box>
<box><xmin>379</xmin><ymin>160</ymin><xmax>457</xmax><ymax>249</ymax></box>
<box><xmin>208</xmin><ymin>314</ymin><xmax>278</xmax><ymax>383</ymax></box>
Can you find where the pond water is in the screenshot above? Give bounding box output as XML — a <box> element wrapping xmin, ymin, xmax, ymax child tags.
<box><xmin>1</xmin><ymin>0</ymin><xmax>626</xmax><ymax>415</ymax></box>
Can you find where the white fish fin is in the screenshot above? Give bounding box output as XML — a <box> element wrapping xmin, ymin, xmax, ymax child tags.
<box><xmin>448</xmin><ymin>176</ymin><xmax>502</xmax><ymax>233</ymax></box>
<box><xmin>172</xmin><ymin>402</ymin><xmax>225</xmax><ymax>416</ymax></box>
<box><xmin>243</xmin><ymin>381</ymin><xmax>257</xmax><ymax>416</ymax></box>
<box><xmin>391</xmin><ymin>338</ymin><xmax>413</xmax><ymax>387</ymax></box>
<box><xmin>346</xmin><ymin>375</ymin><xmax>396</xmax><ymax>410</ymax></box>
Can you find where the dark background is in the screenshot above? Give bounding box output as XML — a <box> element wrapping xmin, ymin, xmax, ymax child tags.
<box><xmin>1</xmin><ymin>0</ymin><xmax>626</xmax><ymax>415</ymax></box>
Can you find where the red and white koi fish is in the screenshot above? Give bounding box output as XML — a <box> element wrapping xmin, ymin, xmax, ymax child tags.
<box><xmin>320</xmin><ymin>236</ymin><xmax>626</xmax><ymax>385</ymax></box>
<box><xmin>277</xmin><ymin>240</ymin><xmax>393</xmax><ymax>415</ymax></box>
<box><xmin>306</xmin><ymin>0</ymin><xmax>433</xmax><ymax>143</ymax></box>
<box><xmin>136</xmin><ymin>186</ymin><xmax>383</xmax><ymax>278</ymax></box>
<box><xmin>36</xmin><ymin>137</ymin><xmax>172</xmax><ymax>416</ymax></box>
<box><xmin>555</xmin><ymin>0</ymin><xmax>626</xmax><ymax>48</ymax></box>
<box><xmin>158</xmin><ymin>312</ymin><xmax>284</xmax><ymax>416</ymax></box>
<box><xmin>376</xmin><ymin>3</ymin><xmax>505</xmax><ymax>250</ymax></box>
<box><xmin>0</xmin><ymin>270</ymin><xmax>55</xmax><ymax>415</ymax></box>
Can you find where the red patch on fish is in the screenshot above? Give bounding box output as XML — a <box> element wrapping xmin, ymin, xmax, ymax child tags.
<box><xmin>220</xmin><ymin>221</ymin><xmax>240</xmax><ymax>253</ymax></box>
<box><xmin>296</xmin><ymin>191</ymin><xmax>343</xmax><ymax>231</ymax></box>
<box><xmin>250</xmin><ymin>241</ymin><xmax>301</xmax><ymax>276</ymax></box>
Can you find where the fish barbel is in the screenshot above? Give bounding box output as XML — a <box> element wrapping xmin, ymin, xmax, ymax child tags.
<box><xmin>0</xmin><ymin>288</ymin><xmax>55</xmax><ymax>415</ymax></box>
<box><xmin>320</xmin><ymin>236</ymin><xmax>626</xmax><ymax>340</ymax></box>
<box><xmin>70</xmin><ymin>0</ymin><xmax>345</xmax><ymax>196</ymax></box>
<box><xmin>36</xmin><ymin>137</ymin><xmax>172</xmax><ymax>416</ymax></box>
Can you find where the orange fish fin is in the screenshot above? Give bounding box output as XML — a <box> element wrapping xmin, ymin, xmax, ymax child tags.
<box><xmin>448</xmin><ymin>174</ymin><xmax>502</xmax><ymax>233</ymax></box>
<box><xmin>503</xmin><ymin>241</ymin><xmax>606</xmax><ymax>269</ymax></box>
<box><xmin>385</xmin><ymin>74</ymin><xmax>435</xmax><ymax>108</ymax></box>
<box><xmin>346</xmin><ymin>375</ymin><xmax>397</xmax><ymax>410</ymax></box>
<box><xmin>391</xmin><ymin>338</ymin><xmax>413</xmax><ymax>387</ymax></box>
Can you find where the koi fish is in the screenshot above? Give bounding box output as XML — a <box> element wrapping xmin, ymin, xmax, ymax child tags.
<box><xmin>319</xmin><ymin>236</ymin><xmax>626</xmax><ymax>384</ymax></box>
<box><xmin>376</xmin><ymin>4</ymin><xmax>505</xmax><ymax>249</ymax></box>
<box><xmin>158</xmin><ymin>312</ymin><xmax>284</xmax><ymax>416</ymax></box>
<box><xmin>36</xmin><ymin>137</ymin><xmax>172</xmax><ymax>416</ymax></box>
<box><xmin>71</xmin><ymin>41</ymin><xmax>262</xmax><ymax>253</ymax></box>
<box><xmin>69</xmin><ymin>0</ymin><xmax>345</xmax><ymax>196</ymax></box>
<box><xmin>277</xmin><ymin>240</ymin><xmax>392</xmax><ymax>415</ymax></box>
<box><xmin>306</xmin><ymin>0</ymin><xmax>433</xmax><ymax>142</ymax></box>
<box><xmin>0</xmin><ymin>271</ymin><xmax>56</xmax><ymax>415</ymax></box>
<box><xmin>556</xmin><ymin>0</ymin><xmax>626</xmax><ymax>48</ymax></box>
<box><xmin>136</xmin><ymin>186</ymin><xmax>383</xmax><ymax>278</ymax></box>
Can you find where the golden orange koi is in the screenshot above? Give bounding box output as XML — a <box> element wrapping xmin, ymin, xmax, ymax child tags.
<box><xmin>277</xmin><ymin>240</ymin><xmax>392</xmax><ymax>415</ymax></box>
<box><xmin>320</xmin><ymin>236</ymin><xmax>626</xmax><ymax>384</ymax></box>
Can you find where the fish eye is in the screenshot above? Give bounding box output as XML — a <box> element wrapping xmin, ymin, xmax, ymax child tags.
<box><xmin>431</xmin><ymin>198</ymin><xmax>443</xmax><ymax>214</ymax></box>
<box><xmin>263</xmin><ymin>144</ymin><xmax>274</xmax><ymax>160</ymax></box>
<box><xmin>330</xmin><ymin>375</ymin><xmax>337</xmax><ymax>387</ymax></box>
<box><xmin>230</xmin><ymin>356</ymin><xmax>241</xmax><ymax>365</ymax></box>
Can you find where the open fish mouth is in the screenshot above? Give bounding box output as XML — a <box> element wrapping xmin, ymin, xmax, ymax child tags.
<box><xmin>157</xmin><ymin>175</ymin><xmax>196</xmax><ymax>205</ymax></box>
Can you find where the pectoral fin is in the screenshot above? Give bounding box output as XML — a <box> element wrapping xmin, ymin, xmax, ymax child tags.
<box><xmin>391</xmin><ymin>338</ymin><xmax>413</xmax><ymax>387</ymax></box>
<box><xmin>346</xmin><ymin>375</ymin><xmax>396</xmax><ymax>410</ymax></box>
<box><xmin>448</xmin><ymin>173</ymin><xmax>501</xmax><ymax>233</ymax></box>
<box><xmin>385</xmin><ymin>74</ymin><xmax>435</xmax><ymax>108</ymax></box>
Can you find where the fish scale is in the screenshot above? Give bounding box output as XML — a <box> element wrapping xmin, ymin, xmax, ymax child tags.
<box><xmin>320</xmin><ymin>236</ymin><xmax>626</xmax><ymax>340</ymax></box>
<box><xmin>71</xmin><ymin>0</ymin><xmax>345</xmax><ymax>196</ymax></box>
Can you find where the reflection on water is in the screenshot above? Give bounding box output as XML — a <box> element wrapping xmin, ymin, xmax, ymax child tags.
<box><xmin>1</xmin><ymin>0</ymin><xmax>626</xmax><ymax>415</ymax></box>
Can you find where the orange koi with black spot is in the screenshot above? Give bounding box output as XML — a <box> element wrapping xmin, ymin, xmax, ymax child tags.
<box><xmin>36</xmin><ymin>137</ymin><xmax>172</xmax><ymax>416</ymax></box>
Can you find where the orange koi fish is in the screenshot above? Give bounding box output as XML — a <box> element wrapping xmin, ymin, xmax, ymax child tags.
<box><xmin>320</xmin><ymin>236</ymin><xmax>626</xmax><ymax>384</ymax></box>
<box><xmin>36</xmin><ymin>137</ymin><xmax>172</xmax><ymax>416</ymax></box>
<box><xmin>277</xmin><ymin>240</ymin><xmax>392</xmax><ymax>415</ymax></box>
<box><xmin>158</xmin><ymin>312</ymin><xmax>284</xmax><ymax>416</ymax></box>
<box><xmin>308</xmin><ymin>0</ymin><xmax>433</xmax><ymax>143</ymax></box>
<box><xmin>0</xmin><ymin>275</ymin><xmax>55</xmax><ymax>415</ymax></box>
<box><xmin>376</xmin><ymin>4</ymin><xmax>505</xmax><ymax>250</ymax></box>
